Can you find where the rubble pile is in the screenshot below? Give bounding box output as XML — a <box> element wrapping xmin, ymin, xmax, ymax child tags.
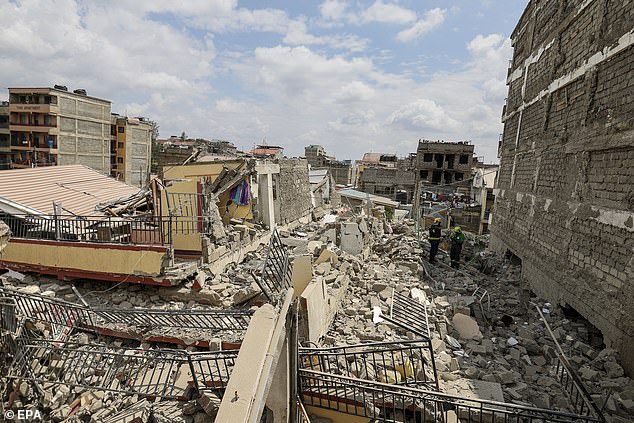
<box><xmin>306</xmin><ymin>228</ymin><xmax>634</xmax><ymax>423</ymax></box>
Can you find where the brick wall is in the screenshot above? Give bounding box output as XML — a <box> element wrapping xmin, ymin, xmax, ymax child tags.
<box><xmin>492</xmin><ymin>0</ymin><xmax>634</xmax><ymax>374</ymax></box>
<box><xmin>277</xmin><ymin>158</ymin><xmax>312</xmax><ymax>224</ymax></box>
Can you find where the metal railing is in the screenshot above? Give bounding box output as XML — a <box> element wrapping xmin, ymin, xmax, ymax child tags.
<box><xmin>0</xmin><ymin>286</ymin><xmax>253</xmax><ymax>333</ymax></box>
<box><xmin>299</xmin><ymin>369</ymin><xmax>601</xmax><ymax>423</ymax></box>
<box><xmin>536</xmin><ymin>305</ymin><xmax>606</xmax><ymax>422</ymax></box>
<box><xmin>300</xmin><ymin>340</ymin><xmax>437</xmax><ymax>390</ymax></box>
<box><xmin>1</xmin><ymin>213</ymin><xmax>166</xmax><ymax>246</ymax></box>
<box><xmin>0</xmin><ymin>298</ymin><xmax>17</xmax><ymax>333</ymax></box>
<box><xmin>0</xmin><ymin>213</ymin><xmax>224</xmax><ymax>247</ymax></box>
<box><xmin>255</xmin><ymin>228</ymin><xmax>292</xmax><ymax>302</ymax></box>
<box><xmin>8</xmin><ymin>339</ymin><xmax>238</xmax><ymax>399</ymax></box>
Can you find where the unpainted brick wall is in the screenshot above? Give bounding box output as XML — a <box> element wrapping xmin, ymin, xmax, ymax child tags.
<box><xmin>493</xmin><ymin>0</ymin><xmax>634</xmax><ymax>374</ymax></box>
<box><xmin>277</xmin><ymin>158</ymin><xmax>312</xmax><ymax>224</ymax></box>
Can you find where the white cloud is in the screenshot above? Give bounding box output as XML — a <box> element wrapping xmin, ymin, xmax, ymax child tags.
<box><xmin>320</xmin><ymin>0</ymin><xmax>348</xmax><ymax>20</ymax></box>
<box><xmin>332</xmin><ymin>81</ymin><xmax>376</xmax><ymax>103</ymax></box>
<box><xmin>396</xmin><ymin>8</ymin><xmax>446</xmax><ymax>42</ymax></box>
<box><xmin>386</xmin><ymin>99</ymin><xmax>460</xmax><ymax>131</ymax></box>
<box><xmin>360</xmin><ymin>1</ymin><xmax>417</xmax><ymax>24</ymax></box>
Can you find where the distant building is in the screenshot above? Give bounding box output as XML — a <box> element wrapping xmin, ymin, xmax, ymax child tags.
<box><xmin>0</xmin><ymin>102</ymin><xmax>9</xmax><ymax>170</ymax></box>
<box><xmin>6</xmin><ymin>86</ymin><xmax>112</xmax><ymax>172</ymax></box>
<box><xmin>304</xmin><ymin>144</ymin><xmax>352</xmax><ymax>185</ymax></box>
<box><xmin>110</xmin><ymin>115</ymin><xmax>152</xmax><ymax>186</ymax></box>
<box><xmin>415</xmin><ymin>140</ymin><xmax>475</xmax><ymax>195</ymax></box>
<box><xmin>2</xmin><ymin>86</ymin><xmax>153</xmax><ymax>184</ymax></box>
<box><xmin>247</xmin><ymin>145</ymin><xmax>284</xmax><ymax>159</ymax></box>
<box><xmin>356</xmin><ymin>153</ymin><xmax>416</xmax><ymax>203</ymax></box>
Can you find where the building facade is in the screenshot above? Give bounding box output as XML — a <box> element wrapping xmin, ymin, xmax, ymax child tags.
<box><xmin>491</xmin><ymin>0</ymin><xmax>634</xmax><ymax>373</ymax></box>
<box><xmin>416</xmin><ymin>140</ymin><xmax>474</xmax><ymax>192</ymax></box>
<box><xmin>7</xmin><ymin>87</ymin><xmax>112</xmax><ymax>172</ymax></box>
<box><xmin>304</xmin><ymin>144</ymin><xmax>352</xmax><ymax>185</ymax></box>
<box><xmin>0</xmin><ymin>102</ymin><xmax>9</xmax><ymax>170</ymax></box>
<box><xmin>111</xmin><ymin>115</ymin><xmax>152</xmax><ymax>186</ymax></box>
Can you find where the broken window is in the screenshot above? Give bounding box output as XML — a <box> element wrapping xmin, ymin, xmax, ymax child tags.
<box><xmin>459</xmin><ymin>154</ymin><xmax>469</xmax><ymax>164</ymax></box>
<box><xmin>420</xmin><ymin>170</ymin><xmax>428</xmax><ymax>179</ymax></box>
<box><xmin>434</xmin><ymin>154</ymin><xmax>444</xmax><ymax>168</ymax></box>
<box><xmin>423</xmin><ymin>153</ymin><xmax>433</xmax><ymax>162</ymax></box>
<box><xmin>446</xmin><ymin>155</ymin><xmax>455</xmax><ymax>169</ymax></box>
<box><xmin>455</xmin><ymin>172</ymin><xmax>464</xmax><ymax>181</ymax></box>
<box><xmin>432</xmin><ymin>171</ymin><xmax>442</xmax><ymax>184</ymax></box>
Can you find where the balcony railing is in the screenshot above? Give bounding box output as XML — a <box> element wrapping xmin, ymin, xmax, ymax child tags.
<box><xmin>9</xmin><ymin>121</ymin><xmax>57</xmax><ymax>128</ymax></box>
<box><xmin>0</xmin><ymin>214</ymin><xmax>218</xmax><ymax>247</ymax></box>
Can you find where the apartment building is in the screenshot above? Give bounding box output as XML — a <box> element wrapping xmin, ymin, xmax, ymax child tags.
<box><xmin>6</xmin><ymin>86</ymin><xmax>112</xmax><ymax>172</ymax></box>
<box><xmin>304</xmin><ymin>144</ymin><xmax>352</xmax><ymax>186</ymax></box>
<box><xmin>110</xmin><ymin>115</ymin><xmax>152</xmax><ymax>186</ymax></box>
<box><xmin>0</xmin><ymin>102</ymin><xmax>9</xmax><ymax>170</ymax></box>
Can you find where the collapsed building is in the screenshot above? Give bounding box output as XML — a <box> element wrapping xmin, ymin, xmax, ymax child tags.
<box><xmin>491</xmin><ymin>0</ymin><xmax>634</xmax><ymax>374</ymax></box>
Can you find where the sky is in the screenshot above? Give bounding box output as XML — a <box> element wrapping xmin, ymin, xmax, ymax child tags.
<box><xmin>0</xmin><ymin>0</ymin><xmax>528</xmax><ymax>163</ymax></box>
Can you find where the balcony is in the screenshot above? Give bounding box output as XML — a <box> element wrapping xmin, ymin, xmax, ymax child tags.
<box><xmin>9</xmin><ymin>121</ymin><xmax>58</xmax><ymax>135</ymax></box>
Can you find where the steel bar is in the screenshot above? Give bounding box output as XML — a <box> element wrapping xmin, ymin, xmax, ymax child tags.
<box><xmin>535</xmin><ymin>304</ymin><xmax>606</xmax><ymax>422</ymax></box>
<box><xmin>300</xmin><ymin>369</ymin><xmax>601</xmax><ymax>423</ymax></box>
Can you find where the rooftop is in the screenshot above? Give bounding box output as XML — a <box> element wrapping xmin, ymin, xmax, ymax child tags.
<box><xmin>0</xmin><ymin>165</ymin><xmax>141</xmax><ymax>215</ymax></box>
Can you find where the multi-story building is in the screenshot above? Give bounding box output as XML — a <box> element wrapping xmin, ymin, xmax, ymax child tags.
<box><xmin>110</xmin><ymin>115</ymin><xmax>152</xmax><ymax>186</ymax></box>
<box><xmin>304</xmin><ymin>144</ymin><xmax>352</xmax><ymax>185</ymax></box>
<box><xmin>6</xmin><ymin>86</ymin><xmax>112</xmax><ymax>172</ymax></box>
<box><xmin>357</xmin><ymin>154</ymin><xmax>417</xmax><ymax>203</ymax></box>
<box><xmin>491</xmin><ymin>0</ymin><xmax>634</xmax><ymax>373</ymax></box>
<box><xmin>0</xmin><ymin>102</ymin><xmax>9</xmax><ymax>170</ymax></box>
<box><xmin>415</xmin><ymin>140</ymin><xmax>474</xmax><ymax>191</ymax></box>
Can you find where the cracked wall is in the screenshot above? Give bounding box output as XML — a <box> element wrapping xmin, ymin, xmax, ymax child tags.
<box><xmin>491</xmin><ymin>0</ymin><xmax>634</xmax><ymax>374</ymax></box>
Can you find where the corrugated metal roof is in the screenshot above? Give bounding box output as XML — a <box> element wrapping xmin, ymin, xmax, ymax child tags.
<box><xmin>0</xmin><ymin>165</ymin><xmax>142</xmax><ymax>216</ymax></box>
<box><xmin>309</xmin><ymin>169</ymin><xmax>328</xmax><ymax>184</ymax></box>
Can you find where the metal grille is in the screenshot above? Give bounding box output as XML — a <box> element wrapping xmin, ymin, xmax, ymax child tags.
<box><xmin>0</xmin><ymin>286</ymin><xmax>253</xmax><ymax>332</ymax></box>
<box><xmin>300</xmin><ymin>340</ymin><xmax>437</xmax><ymax>390</ymax></box>
<box><xmin>299</xmin><ymin>369</ymin><xmax>601</xmax><ymax>423</ymax></box>
<box><xmin>389</xmin><ymin>290</ymin><xmax>431</xmax><ymax>340</ymax></box>
<box><xmin>8</xmin><ymin>340</ymin><xmax>238</xmax><ymax>399</ymax></box>
<box><xmin>255</xmin><ymin>228</ymin><xmax>292</xmax><ymax>301</ymax></box>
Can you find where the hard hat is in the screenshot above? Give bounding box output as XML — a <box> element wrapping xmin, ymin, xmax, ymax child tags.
<box><xmin>434</xmin><ymin>218</ymin><xmax>442</xmax><ymax>223</ymax></box>
<box><xmin>453</xmin><ymin>226</ymin><xmax>462</xmax><ymax>232</ymax></box>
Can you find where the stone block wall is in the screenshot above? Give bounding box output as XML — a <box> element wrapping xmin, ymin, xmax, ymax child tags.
<box><xmin>491</xmin><ymin>0</ymin><xmax>634</xmax><ymax>374</ymax></box>
<box><xmin>277</xmin><ymin>158</ymin><xmax>312</xmax><ymax>224</ymax></box>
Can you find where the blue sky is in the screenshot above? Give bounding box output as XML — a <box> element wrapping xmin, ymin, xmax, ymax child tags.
<box><xmin>0</xmin><ymin>0</ymin><xmax>528</xmax><ymax>162</ymax></box>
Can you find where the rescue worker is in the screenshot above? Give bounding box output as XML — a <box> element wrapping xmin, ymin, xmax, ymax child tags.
<box><xmin>428</xmin><ymin>217</ymin><xmax>442</xmax><ymax>263</ymax></box>
<box><xmin>449</xmin><ymin>226</ymin><xmax>465</xmax><ymax>268</ymax></box>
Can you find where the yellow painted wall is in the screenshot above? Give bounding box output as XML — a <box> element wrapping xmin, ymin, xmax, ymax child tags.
<box><xmin>305</xmin><ymin>404</ymin><xmax>370</xmax><ymax>423</ymax></box>
<box><xmin>161</xmin><ymin>161</ymin><xmax>250</xmax><ymax>251</ymax></box>
<box><xmin>1</xmin><ymin>241</ymin><xmax>166</xmax><ymax>276</ymax></box>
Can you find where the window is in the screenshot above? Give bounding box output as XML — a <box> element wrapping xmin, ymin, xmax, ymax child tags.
<box><xmin>455</xmin><ymin>172</ymin><xmax>464</xmax><ymax>181</ymax></box>
<box><xmin>44</xmin><ymin>96</ymin><xmax>51</xmax><ymax>104</ymax></box>
<box><xmin>117</xmin><ymin>157</ymin><xmax>123</xmax><ymax>164</ymax></box>
<box><xmin>118</xmin><ymin>126</ymin><xmax>125</xmax><ymax>133</ymax></box>
<box><xmin>423</xmin><ymin>153</ymin><xmax>433</xmax><ymax>162</ymax></box>
<box><xmin>118</xmin><ymin>142</ymin><xmax>124</xmax><ymax>148</ymax></box>
<box><xmin>420</xmin><ymin>170</ymin><xmax>429</xmax><ymax>179</ymax></box>
<box><xmin>459</xmin><ymin>155</ymin><xmax>469</xmax><ymax>164</ymax></box>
